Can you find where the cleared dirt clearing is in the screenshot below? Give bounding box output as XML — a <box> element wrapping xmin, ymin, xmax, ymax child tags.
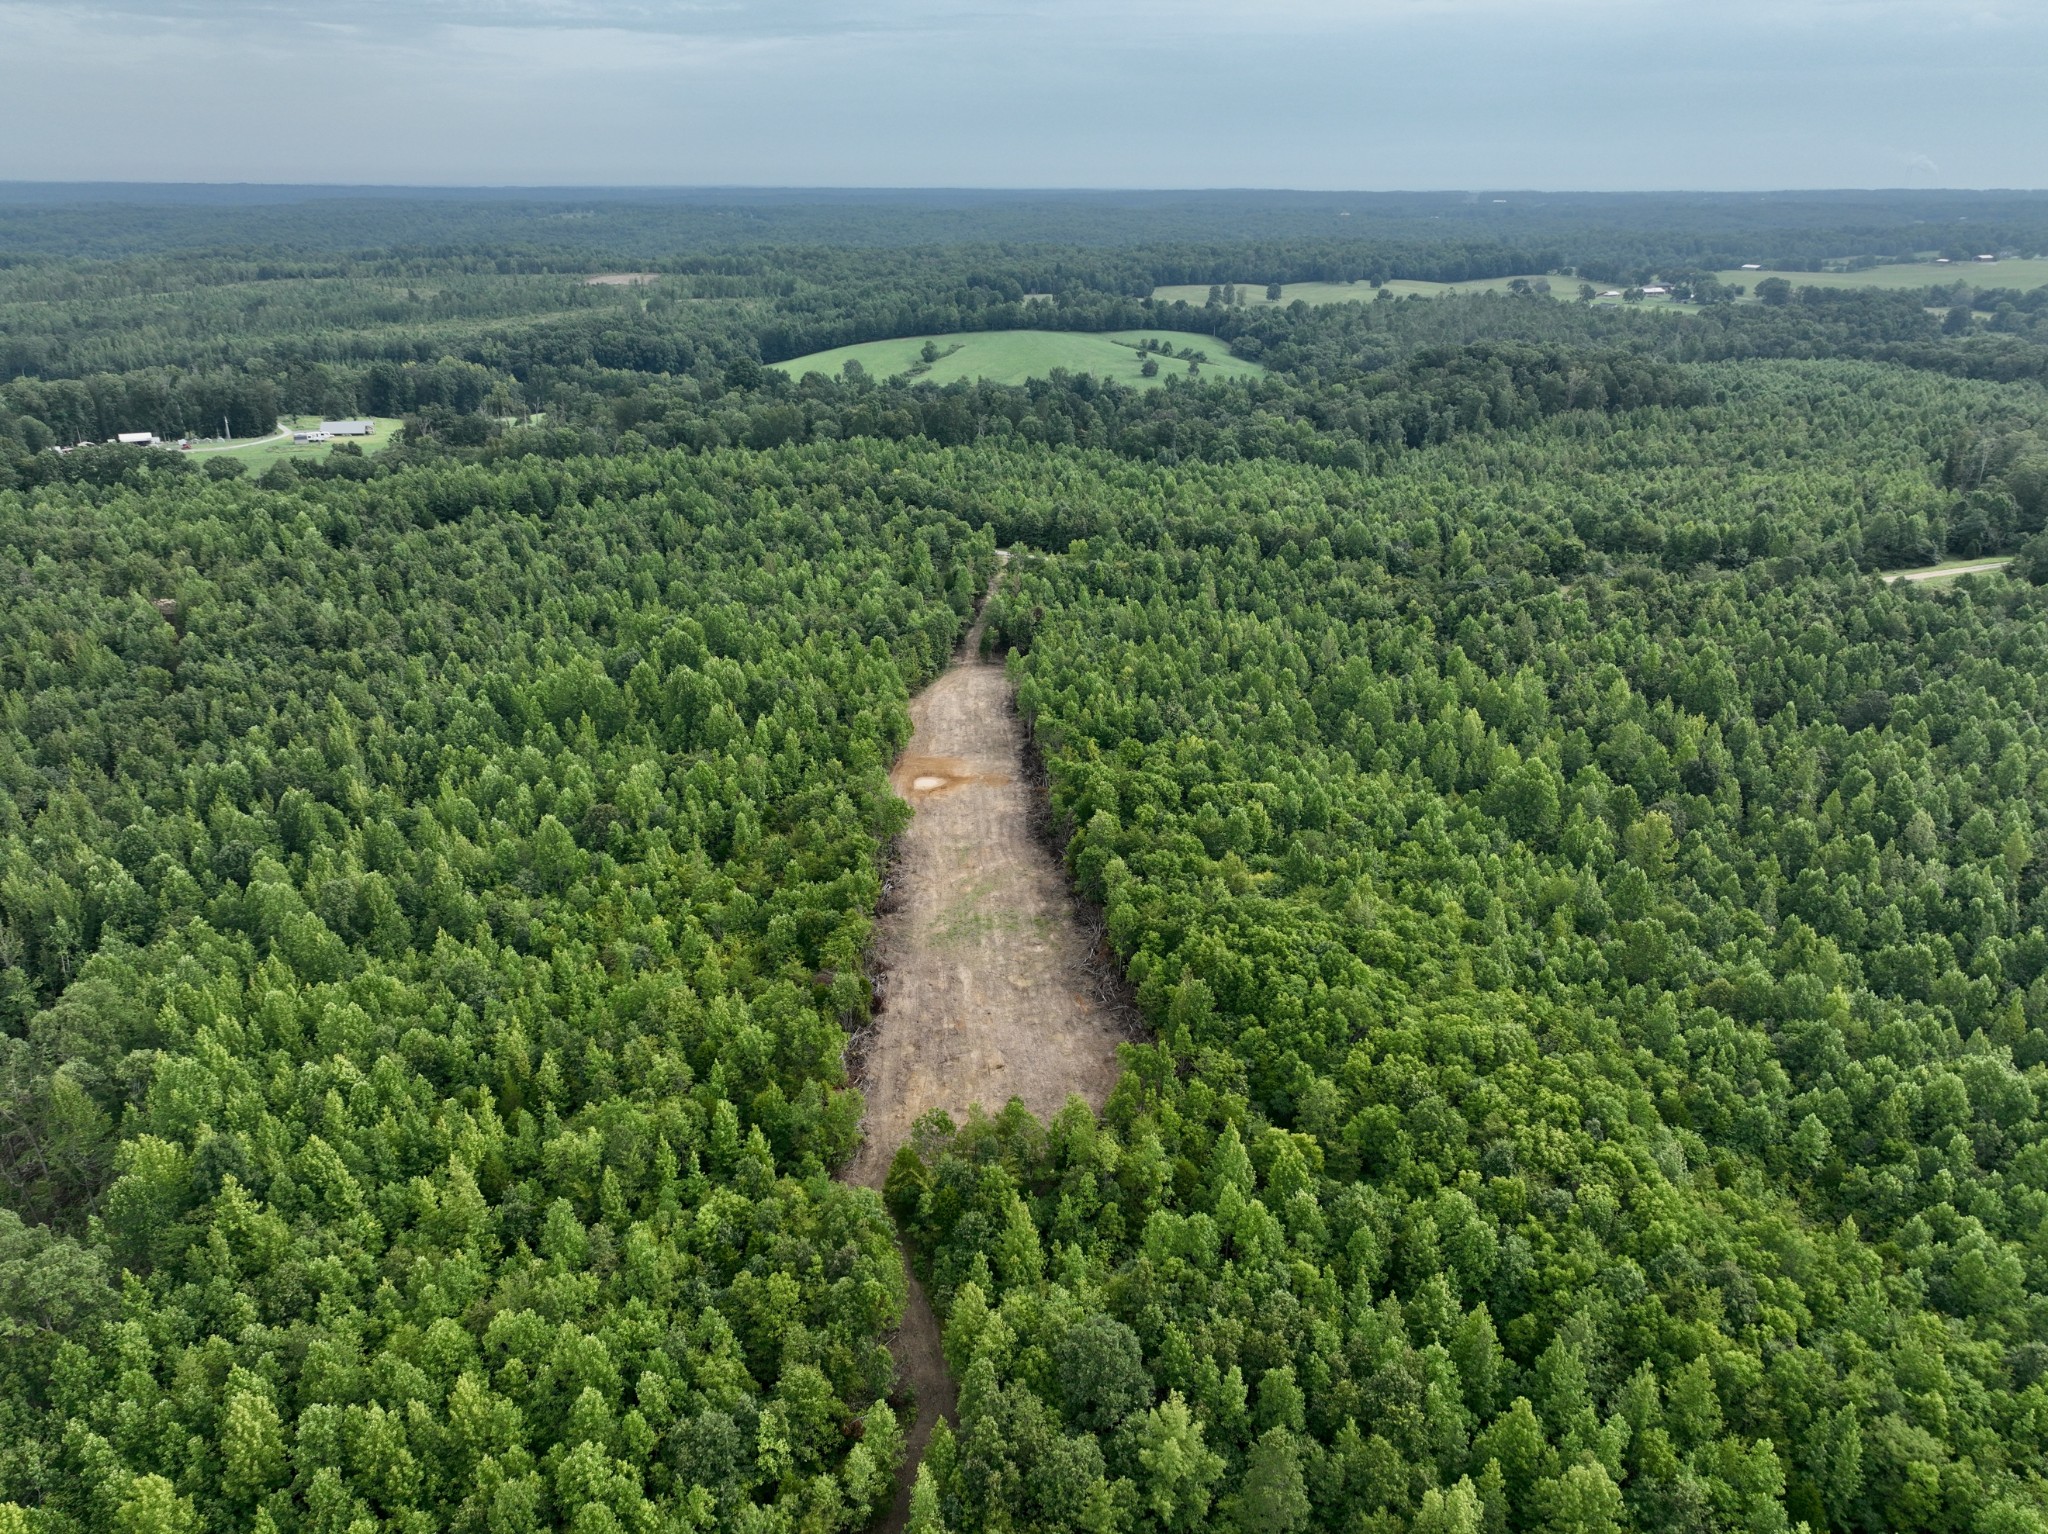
<box><xmin>845</xmin><ymin>595</ymin><xmax>1126</xmax><ymax>1190</ymax></box>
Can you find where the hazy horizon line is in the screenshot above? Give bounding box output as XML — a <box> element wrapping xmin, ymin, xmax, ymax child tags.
<box><xmin>3</xmin><ymin>181</ymin><xmax>2045</xmax><ymax>197</ymax></box>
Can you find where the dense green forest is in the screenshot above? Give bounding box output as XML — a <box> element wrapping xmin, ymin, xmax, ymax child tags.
<box><xmin>4</xmin><ymin>189</ymin><xmax>2048</xmax><ymax>1533</ymax></box>
<box><xmin>0</xmin><ymin>449</ymin><xmax>992</xmax><ymax>1532</ymax></box>
<box><xmin>894</xmin><ymin>370</ymin><xmax>2048</xmax><ymax>1532</ymax></box>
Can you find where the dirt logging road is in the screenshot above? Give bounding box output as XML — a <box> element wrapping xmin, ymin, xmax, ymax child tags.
<box><xmin>844</xmin><ymin>613</ymin><xmax>1127</xmax><ymax>1187</ymax></box>
<box><xmin>844</xmin><ymin>559</ymin><xmax>1129</xmax><ymax>1530</ymax></box>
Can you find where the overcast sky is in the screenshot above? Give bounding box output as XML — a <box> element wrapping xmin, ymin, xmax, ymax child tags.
<box><xmin>0</xmin><ymin>0</ymin><xmax>2041</xmax><ymax>189</ymax></box>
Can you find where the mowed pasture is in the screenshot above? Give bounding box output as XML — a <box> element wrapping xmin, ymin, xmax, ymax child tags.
<box><xmin>773</xmin><ymin>329</ymin><xmax>1266</xmax><ymax>388</ymax></box>
<box><xmin>191</xmin><ymin>416</ymin><xmax>405</xmax><ymax>465</ymax></box>
<box><xmin>1153</xmin><ymin>258</ymin><xmax>2048</xmax><ymax>313</ymax></box>
<box><xmin>1150</xmin><ymin>276</ymin><xmax>1704</xmax><ymax>314</ymax></box>
<box><xmin>1149</xmin><ymin>276</ymin><xmax>1571</xmax><ymax>307</ymax></box>
<box><xmin>1152</xmin><ymin>278</ymin><xmax>1703</xmax><ymax>313</ymax></box>
<box><xmin>1880</xmin><ymin>556</ymin><xmax>2016</xmax><ymax>585</ymax></box>
<box><xmin>1709</xmin><ymin>258</ymin><xmax>2048</xmax><ymax>292</ymax></box>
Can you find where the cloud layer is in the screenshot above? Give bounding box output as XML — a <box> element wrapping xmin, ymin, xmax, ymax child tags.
<box><xmin>0</xmin><ymin>0</ymin><xmax>2040</xmax><ymax>188</ymax></box>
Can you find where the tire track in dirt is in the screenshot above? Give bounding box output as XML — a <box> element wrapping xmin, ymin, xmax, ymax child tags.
<box><xmin>845</xmin><ymin>557</ymin><xmax>1129</xmax><ymax>1533</ymax></box>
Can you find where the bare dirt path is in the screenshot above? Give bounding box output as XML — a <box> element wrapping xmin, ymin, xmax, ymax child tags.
<box><xmin>184</xmin><ymin>424</ymin><xmax>289</xmax><ymax>453</ymax></box>
<box><xmin>847</xmin><ymin>557</ymin><xmax>1128</xmax><ymax>1532</ymax></box>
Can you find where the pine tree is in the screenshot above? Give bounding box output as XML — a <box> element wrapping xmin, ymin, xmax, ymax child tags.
<box><xmin>905</xmin><ymin>1463</ymin><xmax>948</xmax><ymax>1534</ymax></box>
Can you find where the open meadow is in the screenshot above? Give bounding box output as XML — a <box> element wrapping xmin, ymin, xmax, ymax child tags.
<box><xmin>1150</xmin><ymin>275</ymin><xmax>1698</xmax><ymax>311</ymax></box>
<box><xmin>1153</xmin><ymin>257</ymin><xmax>2048</xmax><ymax>314</ymax></box>
<box><xmin>1149</xmin><ymin>275</ymin><xmax>1574</xmax><ymax>307</ymax></box>
<box><xmin>187</xmin><ymin>415</ymin><xmax>404</xmax><ymax>465</ymax></box>
<box><xmin>1710</xmin><ymin>257</ymin><xmax>2048</xmax><ymax>292</ymax></box>
<box><xmin>773</xmin><ymin>327</ymin><xmax>1266</xmax><ymax>387</ymax></box>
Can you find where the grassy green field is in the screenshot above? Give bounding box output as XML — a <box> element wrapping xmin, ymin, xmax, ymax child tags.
<box><xmin>186</xmin><ymin>416</ymin><xmax>403</xmax><ymax>465</ymax></box>
<box><xmin>1151</xmin><ymin>277</ymin><xmax>1698</xmax><ymax>315</ymax></box>
<box><xmin>773</xmin><ymin>329</ymin><xmax>1266</xmax><ymax>388</ymax></box>
<box><xmin>1710</xmin><ymin>258</ymin><xmax>2048</xmax><ymax>292</ymax></box>
<box><xmin>1150</xmin><ymin>276</ymin><xmax>1582</xmax><ymax>308</ymax></box>
<box><xmin>1880</xmin><ymin>556</ymin><xmax>2016</xmax><ymax>584</ymax></box>
<box><xmin>1156</xmin><ymin>276</ymin><xmax>1728</xmax><ymax>316</ymax></box>
<box><xmin>1151</xmin><ymin>258</ymin><xmax>2047</xmax><ymax>315</ymax></box>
